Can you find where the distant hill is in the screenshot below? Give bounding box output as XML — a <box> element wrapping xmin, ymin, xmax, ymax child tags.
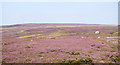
<box><xmin>0</xmin><ymin>23</ymin><xmax>102</xmax><ymax>28</ymax></box>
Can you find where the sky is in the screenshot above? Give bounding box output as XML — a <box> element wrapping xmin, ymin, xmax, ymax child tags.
<box><xmin>0</xmin><ymin>0</ymin><xmax>119</xmax><ymax>2</ymax></box>
<box><xmin>1</xmin><ymin>2</ymin><xmax>118</xmax><ymax>25</ymax></box>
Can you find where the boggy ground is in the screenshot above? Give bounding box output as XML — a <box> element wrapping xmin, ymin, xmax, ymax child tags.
<box><xmin>1</xmin><ymin>24</ymin><xmax>119</xmax><ymax>63</ymax></box>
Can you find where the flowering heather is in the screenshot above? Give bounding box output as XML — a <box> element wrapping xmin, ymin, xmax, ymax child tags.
<box><xmin>2</xmin><ymin>24</ymin><xmax>119</xmax><ymax>63</ymax></box>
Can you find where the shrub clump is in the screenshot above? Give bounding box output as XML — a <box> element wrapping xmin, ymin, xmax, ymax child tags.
<box><xmin>76</xmin><ymin>57</ymin><xmax>93</xmax><ymax>63</ymax></box>
<box><xmin>61</xmin><ymin>57</ymin><xmax>93</xmax><ymax>63</ymax></box>
<box><xmin>97</xmin><ymin>46</ymin><xmax>100</xmax><ymax>48</ymax></box>
<box><xmin>50</xmin><ymin>50</ymin><xmax>57</xmax><ymax>52</ymax></box>
<box><xmin>67</xmin><ymin>51</ymin><xmax>80</xmax><ymax>55</ymax></box>
<box><xmin>70</xmin><ymin>52</ymin><xmax>80</xmax><ymax>55</ymax></box>
<box><xmin>111</xmin><ymin>57</ymin><xmax>120</xmax><ymax>63</ymax></box>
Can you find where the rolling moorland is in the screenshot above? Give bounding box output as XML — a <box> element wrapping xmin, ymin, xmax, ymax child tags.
<box><xmin>1</xmin><ymin>23</ymin><xmax>119</xmax><ymax>63</ymax></box>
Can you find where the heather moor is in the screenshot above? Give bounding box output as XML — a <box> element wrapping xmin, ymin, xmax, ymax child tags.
<box><xmin>1</xmin><ymin>23</ymin><xmax>119</xmax><ymax>63</ymax></box>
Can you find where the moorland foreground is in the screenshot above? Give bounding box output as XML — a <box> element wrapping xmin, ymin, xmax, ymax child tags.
<box><xmin>1</xmin><ymin>23</ymin><xmax>119</xmax><ymax>63</ymax></box>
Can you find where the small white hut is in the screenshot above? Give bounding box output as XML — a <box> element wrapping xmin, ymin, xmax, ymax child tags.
<box><xmin>95</xmin><ymin>31</ymin><xmax>100</xmax><ymax>34</ymax></box>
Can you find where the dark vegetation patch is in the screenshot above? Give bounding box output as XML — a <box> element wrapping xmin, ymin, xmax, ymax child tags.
<box><xmin>2</xmin><ymin>42</ymin><xmax>8</xmax><ymax>45</ymax></box>
<box><xmin>39</xmin><ymin>52</ymin><xmax>45</xmax><ymax>54</ymax></box>
<box><xmin>97</xmin><ymin>46</ymin><xmax>100</xmax><ymax>48</ymax></box>
<box><xmin>61</xmin><ymin>57</ymin><xmax>93</xmax><ymax>63</ymax></box>
<box><xmin>38</xmin><ymin>55</ymin><xmax>42</xmax><ymax>57</ymax></box>
<box><xmin>70</xmin><ymin>52</ymin><xmax>80</xmax><ymax>55</ymax></box>
<box><xmin>109</xmin><ymin>55</ymin><xmax>120</xmax><ymax>63</ymax></box>
<box><xmin>50</xmin><ymin>37</ymin><xmax>56</xmax><ymax>39</ymax></box>
<box><xmin>2</xmin><ymin>24</ymin><xmax>21</xmax><ymax>28</ymax></box>
<box><xmin>25</xmin><ymin>46</ymin><xmax>32</xmax><ymax>48</ymax></box>
<box><xmin>50</xmin><ymin>50</ymin><xmax>57</xmax><ymax>52</ymax></box>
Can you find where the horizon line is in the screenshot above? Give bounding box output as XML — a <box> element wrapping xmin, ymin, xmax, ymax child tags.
<box><xmin>1</xmin><ymin>23</ymin><xmax>118</xmax><ymax>26</ymax></box>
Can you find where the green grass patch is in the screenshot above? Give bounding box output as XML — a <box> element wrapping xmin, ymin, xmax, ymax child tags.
<box><xmin>17</xmin><ymin>35</ymin><xmax>36</xmax><ymax>38</ymax></box>
<box><xmin>70</xmin><ymin>33</ymin><xmax>79</xmax><ymax>35</ymax></box>
<box><xmin>49</xmin><ymin>32</ymin><xmax>68</xmax><ymax>37</ymax></box>
<box><xmin>29</xmin><ymin>43</ymin><xmax>39</xmax><ymax>45</ymax></box>
<box><xmin>0</xmin><ymin>27</ymin><xmax>17</xmax><ymax>30</ymax></box>
<box><xmin>74</xmin><ymin>37</ymin><xmax>85</xmax><ymax>39</ymax></box>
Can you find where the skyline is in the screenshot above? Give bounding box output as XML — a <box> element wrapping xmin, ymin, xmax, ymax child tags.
<box><xmin>1</xmin><ymin>2</ymin><xmax>118</xmax><ymax>25</ymax></box>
